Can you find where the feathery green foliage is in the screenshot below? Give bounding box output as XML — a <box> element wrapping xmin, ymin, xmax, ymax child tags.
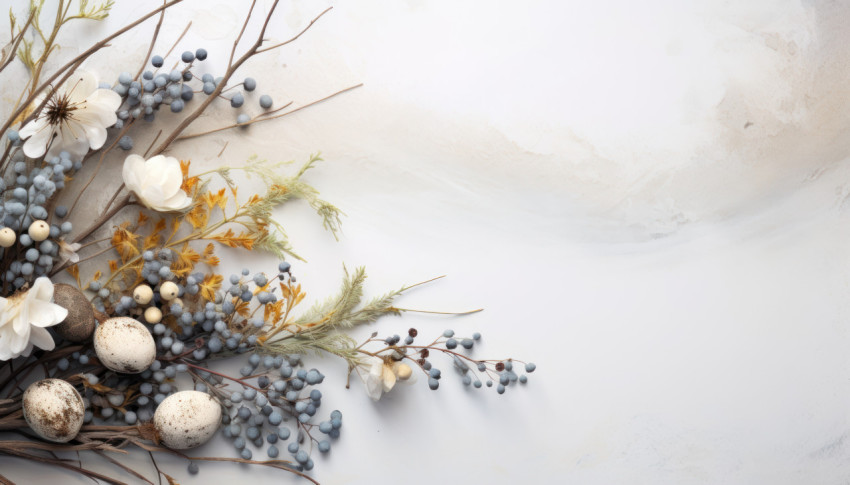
<box><xmin>262</xmin><ymin>266</ymin><xmax>405</xmax><ymax>366</ymax></box>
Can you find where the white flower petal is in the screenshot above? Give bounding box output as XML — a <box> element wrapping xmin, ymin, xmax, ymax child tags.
<box><xmin>159</xmin><ymin>191</ymin><xmax>192</xmax><ymax>211</ymax></box>
<box><xmin>64</xmin><ymin>70</ymin><xmax>97</xmax><ymax>104</ymax></box>
<box><xmin>86</xmin><ymin>88</ymin><xmax>122</xmax><ymax>114</ymax></box>
<box><xmin>141</xmin><ymin>184</ymin><xmax>166</xmax><ymax>208</ymax></box>
<box><xmin>21</xmin><ymin>120</ymin><xmax>54</xmax><ymax>158</ymax></box>
<box><xmin>144</xmin><ymin>156</ymin><xmax>172</xmax><ymax>189</ymax></box>
<box><xmin>18</xmin><ymin>117</ymin><xmax>46</xmax><ymax>139</ymax></box>
<box><xmin>28</xmin><ymin>326</ymin><xmax>55</xmax><ymax>351</ymax></box>
<box><xmin>381</xmin><ymin>366</ymin><xmax>397</xmax><ymax>393</ymax></box>
<box><xmin>31</xmin><ymin>277</ymin><xmax>53</xmax><ymax>300</ymax></box>
<box><xmin>51</xmin><ymin>123</ymin><xmax>89</xmax><ymax>160</ymax></box>
<box><xmin>122</xmin><ymin>154</ymin><xmax>146</xmax><ymax>193</ymax></box>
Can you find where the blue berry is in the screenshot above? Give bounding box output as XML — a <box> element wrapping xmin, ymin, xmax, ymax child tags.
<box><xmin>259</xmin><ymin>94</ymin><xmax>273</xmax><ymax>109</ymax></box>
<box><xmin>318</xmin><ymin>440</ymin><xmax>330</xmax><ymax>453</ymax></box>
<box><xmin>268</xmin><ymin>411</ymin><xmax>282</xmax><ymax>425</ymax></box>
<box><xmin>428</xmin><ymin>377</ymin><xmax>440</xmax><ymax>390</ymax></box>
<box><xmin>525</xmin><ymin>363</ymin><xmax>536</xmax><ymax>373</ymax></box>
<box><xmin>151</xmin><ymin>55</ymin><xmax>163</xmax><ymax>67</ymax></box>
<box><xmin>181</xmin><ymin>51</ymin><xmax>195</xmax><ymax>63</ymax></box>
<box><xmin>461</xmin><ymin>338</ymin><xmax>474</xmax><ymax>349</ymax></box>
<box><xmin>497</xmin><ymin>384</ymin><xmax>506</xmax><ymax>394</ymax></box>
<box><xmin>243</xmin><ymin>77</ymin><xmax>257</xmax><ymax>91</ymax></box>
<box><xmin>278</xmin><ymin>427</ymin><xmax>291</xmax><ymax>440</ymax></box>
<box><xmin>195</xmin><ymin>48</ymin><xmax>208</xmax><ymax>60</ymax></box>
<box><xmin>472</xmin><ymin>332</ymin><xmax>481</xmax><ymax>340</ymax></box>
<box><xmin>170</xmin><ymin>99</ymin><xmax>184</xmax><ymax>113</ymax></box>
<box><xmin>233</xmin><ymin>437</ymin><xmax>246</xmax><ymax>450</ymax></box>
<box><xmin>181</xmin><ymin>84</ymin><xmax>193</xmax><ymax>101</ymax></box>
<box><xmin>445</xmin><ymin>338</ymin><xmax>457</xmax><ymax>349</ymax></box>
<box><xmin>118</xmin><ymin>136</ymin><xmax>133</xmax><ymax>150</ymax></box>
<box><xmin>230</xmin><ymin>93</ymin><xmax>244</xmax><ymax>108</ymax></box>
<box><xmin>287</xmin><ymin>442</ymin><xmax>299</xmax><ymax>454</ymax></box>
<box><xmin>188</xmin><ymin>462</ymin><xmax>199</xmax><ymax>474</ymax></box>
<box><xmin>118</xmin><ymin>72</ymin><xmax>132</xmax><ymax>85</ymax></box>
<box><xmin>519</xmin><ymin>375</ymin><xmax>528</xmax><ymax>383</ymax></box>
<box><xmin>267</xmin><ymin>445</ymin><xmax>279</xmax><ymax>458</ymax></box>
<box><xmin>443</xmin><ymin>329</ymin><xmax>455</xmax><ymax>338</ymax></box>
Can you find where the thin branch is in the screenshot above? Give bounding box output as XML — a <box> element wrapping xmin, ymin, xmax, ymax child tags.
<box><xmin>134</xmin><ymin>1</ymin><xmax>167</xmax><ymax>80</ymax></box>
<box><xmin>394</xmin><ymin>307</ymin><xmax>483</xmax><ymax>316</ymax></box>
<box><xmin>70</xmin><ymin>193</ymin><xmax>132</xmax><ymax>245</ymax></box>
<box><xmin>175</xmin><ymin>84</ymin><xmax>362</xmax><ymax>142</ymax></box>
<box><xmin>163</xmin><ymin>21</ymin><xmax>191</xmax><ymax>59</ymax></box>
<box><xmin>256</xmin><ymin>6</ymin><xmax>333</xmax><ymax>53</ymax></box>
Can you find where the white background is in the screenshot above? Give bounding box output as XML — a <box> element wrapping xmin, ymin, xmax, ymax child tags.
<box><xmin>4</xmin><ymin>0</ymin><xmax>850</xmax><ymax>483</ymax></box>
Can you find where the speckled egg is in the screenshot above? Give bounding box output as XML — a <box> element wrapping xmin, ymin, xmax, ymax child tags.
<box><xmin>22</xmin><ymin>379</ymin><xmax>84</xmax><ymax>443</ymax></box>
<box><xmin>53</xmin><ymin>283</ymin><xmax>96</xmax><ymax>342</ymax></box>
<box><xmin>94</xmin><ymin>317</ymin><xmax>156</xmax><ymax>373</ymax></box>
<box><xmin>154</xmin><ymin>391</ymin><xmax>221</xmax><ymax>449</ymax></box>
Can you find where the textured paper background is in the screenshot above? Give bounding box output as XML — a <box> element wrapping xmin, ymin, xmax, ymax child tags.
<box><xmin>3</xmin><ymin>0</ymin><xmax>850</xmax><ymax>483</ymax></box>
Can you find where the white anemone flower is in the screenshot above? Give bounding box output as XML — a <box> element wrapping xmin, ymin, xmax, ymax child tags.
<box><xmin>0</xmin><ymin>277</ymin><xmax>68</xmax><ymax>360</ymax></box>
<box><xmin>357</xmin><ymin>355</ymin><xmax>415</xmax><ymax>401</ymax></box>
<box><xmin>18</xmin><ymin>70</ymin><xmax>121</xmax><ymax>160</ymax></box>
<box><xmin>122</xmin><ymin>154</ymin><xmax>192</xmax><ymax>212</ymax></box>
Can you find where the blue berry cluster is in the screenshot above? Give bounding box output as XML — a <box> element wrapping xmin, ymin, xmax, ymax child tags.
<box><xmin>382</xmin><ymin>327</ymin><xmax>536</xmax><ymax>394</ymax></box>
<box><xmin>111</xmin><ymin>50</ymin><xmax>277</xmax><ymax>149</ymax></box>
<box><xmin>218</xmin><ymin>353</ymin><xmax>340</xmax><ymax>471</ymax></box>
<box><xmin>0</xmin><ymin>151</ymin><xmax>77</xmax><ymax>288</ymax></box>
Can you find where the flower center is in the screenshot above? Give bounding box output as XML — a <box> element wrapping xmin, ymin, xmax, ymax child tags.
<box><xmin>44</xmin><ymin>93</ymin><xmax>78</xmax><ymax>125</ymax></box>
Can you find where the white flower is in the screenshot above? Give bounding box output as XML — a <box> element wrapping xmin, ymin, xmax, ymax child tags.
<box><xmin>357</xmin><ymin>355</ymin><xmax>415</xmax><ymax>401</ymax></box>
<box><xmin>0</xmin><ymin>277</ymin><xmax>68</xmax><ymax>360</ymax></box>
<box><xmin>57</xmin><ymin>239</ymin><xmax>81</xmax><ymax>265</ymax></box>
<box><xmin>18</xmin><ymin>70</ymin><xmax>121</xmax><ymax>160</ymax></box>
<box><xmin>122</xmin><ymin>154</ymin><xmax>192</xmax><ymax>212</ymax></box>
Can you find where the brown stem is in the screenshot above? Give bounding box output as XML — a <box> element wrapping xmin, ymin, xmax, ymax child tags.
<box><xmin>176</xmin><ymin>83</ymin><xmax>363</xmax><ymax>142</ymax></box>
<box><xmin>151</xmin><ymin>2</ymin><xmax>335</xmax><ymax>155</ymax></box>
<box><xmin>71</xmin><ymin>193</ymin><xmax>132</xmax><ymax>245</ymax></box>
<box><xmin>134</xmin><ymin>1</ymin><xmax>167</xmax><ymax>81</ymax></box>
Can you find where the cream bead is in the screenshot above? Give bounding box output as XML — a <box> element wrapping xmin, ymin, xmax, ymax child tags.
<box><xmin>159</xmin><ymin>281</ymin><xmax>179</xmax><ymax>300</ymax></box>
<box><xmin>395</xmin><ymin>363</ymin><xmax>413</xmax><ymax>380</ymax></box>
<box><xmin>28</xmin><ymin>220</ymin><xmax>50</xmax><ymax>241</ymax></box>
<box><xmin>0</xmin><ymin>227</ymin><xmax>15</xmax><ymax>247</ymax></box>
<box><xmin>133</xmin><ymin>284</ymin><xmax>153</xmax><ymax>304</ymax></box>
<box><xmin>144</xmin><ymin>306</ymin><xmax>162</xmax><ymax>324</ymax></box>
